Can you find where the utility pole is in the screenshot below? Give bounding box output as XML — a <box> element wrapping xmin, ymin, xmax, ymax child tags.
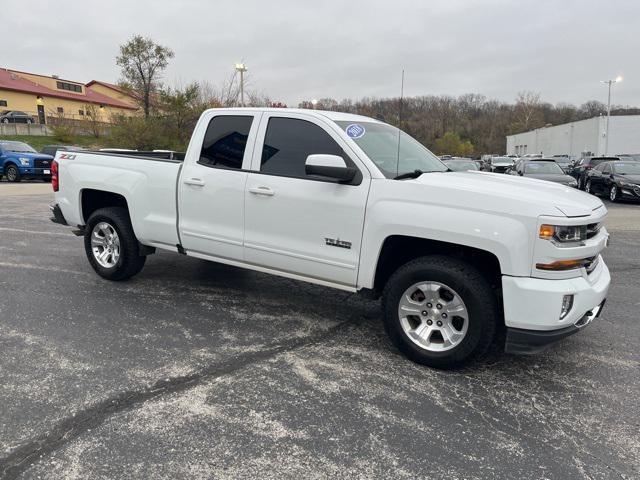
<box><xmin>600</xmin><ymin>76</ymin><xmax>622</xmax><ymax>155</ymax></box>
<box><xmin>235</xmin><ymin>63</ymin><xmax>247</xmax><ymax>107</ymax></box>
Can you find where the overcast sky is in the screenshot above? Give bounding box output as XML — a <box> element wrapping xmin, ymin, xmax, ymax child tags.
<box><xmin>3</xmin><ymin>0</ymin><xmax>639</xmax><ymax>107</ymax></box>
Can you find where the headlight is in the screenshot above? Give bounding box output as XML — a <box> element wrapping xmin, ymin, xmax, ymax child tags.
<box><xmin>568</xmin><ymin>179</ymin><xmax>578</xmax><ymax>187</ymax></box>
<box><xmin>18</xmin><ymin>157</ymin><xmax>30</xmax><ymax>166</ymax></box>
<box><xmin>539</xmin><ymin>224</ymin><xmax>588</xmax><ymax>243</ymax></box>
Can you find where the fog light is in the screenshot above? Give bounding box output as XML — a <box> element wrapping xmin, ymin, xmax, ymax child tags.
<box><xmin>560</xmin><ymin>294</ymin><xmax>574</xmax><ymax>320</ymax></box>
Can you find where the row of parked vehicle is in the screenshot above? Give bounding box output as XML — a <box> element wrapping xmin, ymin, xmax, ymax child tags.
<box><xmin>439</xmin><ymin>154</ymin><xmax>640</xmax><ymax>203</ymax></box>
<box><xmin>0</xmin><ymin>140</ymin><xmax>85</xmax><ymax>182</ymax></box>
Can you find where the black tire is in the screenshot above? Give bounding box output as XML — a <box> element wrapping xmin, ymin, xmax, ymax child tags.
<box><xmin>5</xmin><ymin>164</ymin><xmax>21</xmax><ymax>183</ymax></box>
<box><xmin>382</xmin><ymin>255</ymin><xmax>499</xmax><ymax>369</ymax></box>
<box><xmin>84</xmin><ymin>207</ymin><xmax>146</xmax><ymax>281</ymax></box>
<box><xmin>585</xmin><ymin>180</ymin><xmax>594</xmax><ymax>195</ymax></box>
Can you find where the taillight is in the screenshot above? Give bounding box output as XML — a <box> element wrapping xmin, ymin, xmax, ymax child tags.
<box><xmin>585</xmin><ymin>165</ymin><xmax>593</xmax><ymax>169</ymax></box>
<box><xmin>52</xmin><ymin>160</ymin><xmax>59</xmax><ymax>192</ymax></box>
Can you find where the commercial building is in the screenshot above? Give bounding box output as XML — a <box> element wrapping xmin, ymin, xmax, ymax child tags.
<box><xmin>506</xmin><ymin>115</ymin><xmax>640</xmax><ymax>158</ymax></box>
<box><xmin>0</xmin><ymin>68</ymin><xmax>138</xmax><ymax>124</ymax></box>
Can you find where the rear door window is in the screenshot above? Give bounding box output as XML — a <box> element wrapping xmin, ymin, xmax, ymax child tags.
<box><xmin>199</xmin><ymin>116</ymin><xmax>254</xmax><ymax>169</ymax></box>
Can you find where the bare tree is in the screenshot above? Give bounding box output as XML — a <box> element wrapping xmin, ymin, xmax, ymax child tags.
<box><xmin>84</xmin><ymin>103</ymin><xmax>104</xmax><ymax>138</ymax></box>
<box><xmin>512</xmin><ymin>91</ymin><xmax>544</xmax><ymax>133</ymax></box>
<box><xmin>116</xmin><ymin>35</ymin><xmax>174</xmax><ymax>117</ymax></box>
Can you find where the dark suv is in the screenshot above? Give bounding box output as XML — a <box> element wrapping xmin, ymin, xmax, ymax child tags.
<box><xmin>570</xmin><ymin>156</ymin><xmax>620</xmax><ymax>190</ymax></box>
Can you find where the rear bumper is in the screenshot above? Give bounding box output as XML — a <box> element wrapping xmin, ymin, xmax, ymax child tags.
<box><xmin>505</xmin><ymin>300</ymin><xmax>605</xmax><ymax>354</ymax></box>
<box><xmin>50</xmin><ymin>203</ymin><xmax>68</xmax><ymax>226</ymax></box>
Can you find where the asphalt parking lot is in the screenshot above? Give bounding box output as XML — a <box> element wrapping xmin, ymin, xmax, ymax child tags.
<box><xmin>0</xmin><ymin>184</ymin><xmax>638</xmax><ymax>479</ymax></box>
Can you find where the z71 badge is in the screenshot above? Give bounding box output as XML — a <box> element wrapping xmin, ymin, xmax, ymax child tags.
<box><xmin>325</xmin><ymin>237</ymin><xmax>352</xmax><ymax>249</ymax></box>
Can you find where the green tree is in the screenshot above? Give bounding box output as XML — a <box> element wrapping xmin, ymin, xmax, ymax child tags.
<box><xmin>434</xmin><ymin>132</ymin><xmax>474</xmax><ymax>156</ymax></box>
<box><xmin>116</xmin><ymin>35</ymin><xmax>174</xmax><ymax>118</ymax></box>
<box><xmin>158</xmin><ymin>83</ymin><xmax>201</xmax><ymax>148</ymax></box>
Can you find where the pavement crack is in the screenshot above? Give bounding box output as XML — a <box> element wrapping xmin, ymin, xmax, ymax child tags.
<box><xmin>0</xmin><ymin>315</ymin><xmax>365</xmax><ymax>480</ymax></box>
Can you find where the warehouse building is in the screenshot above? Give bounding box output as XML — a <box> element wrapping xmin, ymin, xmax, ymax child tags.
<box><xmin>506</xmin><ymin>115</ymin><xmax>640</xmax><ymax>158</ymax></box>
<box><xmin>0</xmin><ymin>68</ymin><xmax>138</xmax><ymax>124</ymax></box>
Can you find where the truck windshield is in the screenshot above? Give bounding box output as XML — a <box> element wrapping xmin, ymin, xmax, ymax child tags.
<box><xmin>0</xmin><ymin>141</ymin><xmax>36</xmax><ymax>153</ymax></box>
<box><xmin>334</xmin><ymin>121</ymin><xmax>446</xmax><ymax>179</ymax></box>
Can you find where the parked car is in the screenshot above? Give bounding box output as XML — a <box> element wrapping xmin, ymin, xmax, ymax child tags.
<box><xmin>550</xmin><ymin>155</ymin><xmax>573</xmax><ymax>173</ymax></box>
<box><xmin>41</xmin><ymin>145</ymin><xmax>88</xmax><ymax>157</ymax></box>
<box><xmin>570</xmin><ymin>156</ymin><xmax>620</xmax><ymax>189</ymax></box>
<box><xmin>510</xmin><ymin>159</ymin><xmax>578</xmax><ymax>187</ymax></box>
<box><xmin>0</xmin><ymin>140</ymin><xmax>54</xmax><ymax>182</ymax></box>
<box><xmin>521</xmin><ymin>153</ymin><xmax>543</xmax><ymax>159</ymax></box>
<box><xmin>443</xmin><ymin>158</ymin><xmax>479</xmax><ymax>171</ymax></box>
<box><xmin>51</xmin><ymin>108</ymin><xmax>610</xmax><ymax>368</ymax></box>
<box><xmin>483</xmin><ymin>156</ymin><xmax>514</xmax><ymax>173</ymax></box>
<box><xmin>0</xmin><ymin>110</ymin><xmax>35</xmax><ymax>124</ymax></box>
<box><xmin>616</xmin><ymin>153</ymin><xmax>640</xmax><ymax>162</ymax></box>
<box><xmin>585</xmin><ymin>161</ymin><xmax>640</xmax><ymax>202</ymax></box>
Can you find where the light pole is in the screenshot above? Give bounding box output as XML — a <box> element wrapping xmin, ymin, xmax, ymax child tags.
<box><xmin>235</xmin><ymin>63</ymin><xmax>247</xmax><ymax>107</ymax></box>
<box><xmin>600</xmin><ymin>75</ymin><xmax>623</xmax><ymax>155</ymax></box>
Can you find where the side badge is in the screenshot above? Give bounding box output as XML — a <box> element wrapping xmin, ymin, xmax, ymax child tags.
<box><xmin>325</xmin><ymin>237</ymin><xmax>352</xmax><ymax>249</ymax></box>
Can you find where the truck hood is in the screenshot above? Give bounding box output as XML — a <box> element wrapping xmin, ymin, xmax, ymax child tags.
<box><xmin>411</xmin><ymin>171</ymin><xmax>602</xmax><ymax>218</ymax></box>
<box><xmin>5</xmin><ymin>152</ymin><xmax>54</xmax><ymax>161</ymax></box>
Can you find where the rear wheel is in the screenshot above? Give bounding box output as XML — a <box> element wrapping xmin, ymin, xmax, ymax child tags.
<box><xmin>84</xmin><ymin>207</ymin><xmax>146</xmax><ymax>281</ymax></box>
<box><xmin>609</xmin><ymin>185</ymin><xmax>620</xmax><ymax>202</ymax></box>
<box><xmin>5</xmin><ymin>164</ymin><xmax>21</xmax><ymax>182</ymax></box>
<box><xmin>382</xmin><ymin>255</ymin><xmax>499</xmax><ymax>369</ymax></box>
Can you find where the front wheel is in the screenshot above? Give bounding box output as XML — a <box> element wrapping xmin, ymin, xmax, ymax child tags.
<box><xmin>382</xmin><ymin>256</ymin><xmax>499</xmax><ymax>369</ymax></box>
<box><xmin>610</xmin><ymin>185</ymin><xmax>620</xmax><ymax>202</ymax></box>
<box><xmin>585</xmin><ymin>180</ymin><xmax>594</xmax><ymax>195</ymax></box>
<box><xmin>84</xmin><ymin>207</ymin><xmax>146</xmax><ymax>281</ymax></box>
<box><xmin>5</xmin><ymin>164</ymin><xmax>21</xmax><ymax>182</ymax></box>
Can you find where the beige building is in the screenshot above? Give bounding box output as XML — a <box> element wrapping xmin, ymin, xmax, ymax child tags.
<box><xmin>0</xmin><ymin>68</ymin><xmax>139</xmax><ymax>124</ymax></box>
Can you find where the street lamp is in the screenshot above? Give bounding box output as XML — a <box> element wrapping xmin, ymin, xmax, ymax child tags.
<box><xmin>600</xmin><ymin>75</ymin><xmax>623</xmax><ymax>155</ymax></box>
<box><xmin>311</xmin><ymin>99</ymin><xmax>318</xmax><ymax>109</ymax></box>
<box><xmin>235</xmin><ymin>63</ymin><xmax>248</xmax><ymax>107</ymax></box>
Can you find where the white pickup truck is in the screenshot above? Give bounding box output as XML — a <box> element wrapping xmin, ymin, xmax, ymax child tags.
<box><xmin>50</xmin><ymin>108</ymin><xmax>610</xmax><ymax>368</ymax></box>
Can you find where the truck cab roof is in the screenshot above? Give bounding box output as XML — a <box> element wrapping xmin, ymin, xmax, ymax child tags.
<box><xmin>203</xmin><ymin>107</ymin><xmax>383</xmax><ymax>124</ymax></box>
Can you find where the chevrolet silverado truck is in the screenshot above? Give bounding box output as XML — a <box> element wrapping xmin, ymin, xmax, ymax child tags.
<box><xmin>50</xmin><ymin>108</ymin><xmax>610</xmax><ymax>368</ymax></box>
<box><xmin>0</xmin><ymin>140</ymin><xmax>54</xmax><ymax>182</ymax></box>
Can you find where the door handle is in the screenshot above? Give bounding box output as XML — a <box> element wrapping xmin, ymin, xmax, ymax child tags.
<box><xmin>248</xmin><ymin>186</ymin><xmax>275</xmax><ymax>196</ymax></box>
<box><xmin>184</xmin><ymin>178</ymin><xmax>205</xmax><ymax>187</ymax></box>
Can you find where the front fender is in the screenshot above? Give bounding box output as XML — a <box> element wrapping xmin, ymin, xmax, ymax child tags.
<box><xmin>357</xmin><ymin>199</ymin><xmax>537</xmax><ymax>289</ymax></box>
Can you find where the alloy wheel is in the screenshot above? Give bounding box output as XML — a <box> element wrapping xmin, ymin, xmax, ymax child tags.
<box><xmin>91</xmin><ymin>222</ymin><xmax>121</xmax><ymax>268</ymax></box>
<box><xmin>397</xmin><ymin>281</ymin><xmax>469</xmax><ymax>352</ymax></box>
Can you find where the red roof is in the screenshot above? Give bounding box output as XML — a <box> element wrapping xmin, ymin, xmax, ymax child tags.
<box><xmin>0</xmin><ymin>69</ymin><xmax>137</xmax><ymax>110</ymax></box>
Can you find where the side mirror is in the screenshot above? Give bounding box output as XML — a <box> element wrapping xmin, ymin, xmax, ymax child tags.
<box><xmin>305</xmin><ymin>154</ymin><xmax>356</xmax><ymax>182</ymax></box>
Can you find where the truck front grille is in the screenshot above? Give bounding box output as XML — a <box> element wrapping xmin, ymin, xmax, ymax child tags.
<box><xmin>34</xmin><ymin>159</ymin><xmax>51</xmax><ymax>169</ymax></box>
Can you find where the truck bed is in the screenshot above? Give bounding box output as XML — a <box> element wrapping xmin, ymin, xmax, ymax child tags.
<box><xmin>54</xmin><ymin>150</ymin><xmax>183</xmax><ymax>250</ymax></box>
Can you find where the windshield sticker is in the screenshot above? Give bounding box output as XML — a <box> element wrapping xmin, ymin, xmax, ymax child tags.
<box><xmin>345</xmin><ymin>124</ymin><xmax>366</xmax><ymax>139</ymax></box>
